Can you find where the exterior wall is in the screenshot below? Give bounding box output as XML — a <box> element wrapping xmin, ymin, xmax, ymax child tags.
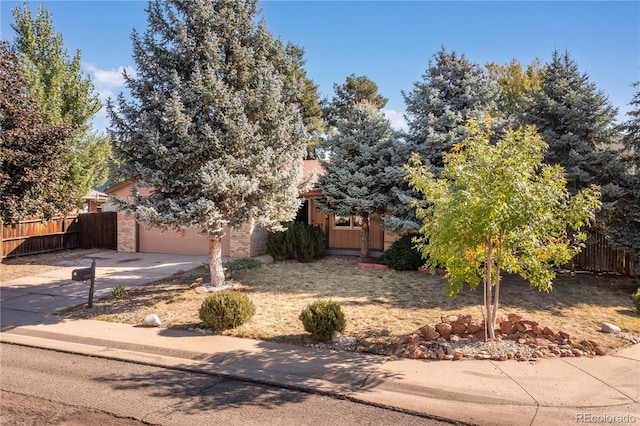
<box><xmin>229</xmin><ymin>220</ymin><xmax>268</xmax><ymax>258</ymax></box>
<box><xmin>117</xmin><ymin>211</ymin><xmax>138</xmax><ymax>252</ymax></box>
<box><xmin>249</xmin><ymin>224</ymin><xmax>268</xmax><ymax>257</ymax></box>
<box><xmin>139</xmin><ymin>226</ymin><xmax>212</xmax><ymax>255</ymax></box>
<box><xmin>110</xmin><ymin>177</ymin><xmax>399</xmax><ymax>257</ymax></box>
<box><xmin>383</xmin><ymin>229</ymin><xmax>401</xmax><ymax>251</ymax></box>
<box><xmin>304</xmin><ymin>196</ymin><xmax>385</xmax><ymax>251</ymax></box>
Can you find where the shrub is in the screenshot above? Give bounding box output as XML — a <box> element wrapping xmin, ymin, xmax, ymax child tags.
<box><xmin>299</xmin><ymin>300</ymin><xmax>346</xmax><ymax>342</ymax></box>
<box><xmin>267</xmin><ymin>222</ymin><xmax>325</xmax><ymax>262</ymax></box>
<box><xmin>111</xmin><ymin>284</ymin><xmax>127</xmax><ymax>299</ymax></box>
<box><xmin>223</xmin><ymin>258</ymin><xmax>262</xmax><ymax>279</ymax></box>
<box><xmin>633</xmin><ymin>288</ymin><xmax>640</xmax><ymax>314</ymax></box>
<box><xmin>379</xmin><ymin>234</ymin><xmax>424</xmax><ymax>271</ymax></box>
<box><xmin>198</xmin><ymin>292</ymin><xmax>256</xmax><ymax>330</ymax></box>
<box><xmin>225</xmin><ymin>258</ymin><xmax>262</xmax><ymax>271</ymax></box>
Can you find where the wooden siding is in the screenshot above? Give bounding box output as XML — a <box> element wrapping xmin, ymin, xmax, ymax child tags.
<box><xmin>1</xmin><ymin>212</ymin><xmax>117</xmax><ymax>259</ymax></box>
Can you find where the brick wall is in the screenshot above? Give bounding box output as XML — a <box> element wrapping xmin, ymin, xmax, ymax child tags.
<box><xmin>117</xmin><ymin>211</ymin><xmax>137</xmax><ymax>252</ymax></box>
<box><xmin>250</xmin><ymin>224</ymin><xmax>268</xmax><ymax>257</ymax></box>
<box><xmin>228</xmin><ymin>220</ymin><xmax>268</xmax><ymax>258</ymax></box>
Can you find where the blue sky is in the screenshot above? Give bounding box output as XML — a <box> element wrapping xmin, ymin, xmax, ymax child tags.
<box><xmin>1</xmin><ymin>1</ymin><xmax>639</xmax><ymax>131</ymax></box>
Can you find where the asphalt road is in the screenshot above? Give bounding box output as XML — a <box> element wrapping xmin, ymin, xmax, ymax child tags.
<box><xmin>0</xmin><ymin>343</ymin><xmax>455</xmax><ymax>426</ymax></box>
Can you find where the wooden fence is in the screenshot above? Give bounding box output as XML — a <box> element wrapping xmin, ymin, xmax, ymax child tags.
<box><xmin>571</xmin><ymin>230</ymin><xmax>638</xmax><ymax>276</ymax></box>
<box><xmin>1</xmin><ymin>212</ymin><xmax>117</xmax><ymax>259</ymax></box>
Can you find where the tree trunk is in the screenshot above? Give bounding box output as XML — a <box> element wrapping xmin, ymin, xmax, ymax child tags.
<box><xmin>208</xmin><ymin>236</ymin><xmax>226</xmax><ymax>288</ymax></box>
<box><xmin>484</xmin><ymin>239</ymin><xmax>496</xmax><ymax>340</ymax></box>
<box><xmin>360</xmin><ymin>214</ymin><xmax>370</xmax><ymax>260</ymax></box>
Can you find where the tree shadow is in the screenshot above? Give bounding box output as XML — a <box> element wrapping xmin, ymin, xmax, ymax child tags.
<box><xmin>92</xmin><ymin>339</ymin><xmax>398</xmax><ymax>416</ymax></box>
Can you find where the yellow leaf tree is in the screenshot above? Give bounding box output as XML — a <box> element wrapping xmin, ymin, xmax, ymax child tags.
<box><xmin>406</xmin><ymin>121</ymin><xmax>601</xmax><ymax>339</ymax></box>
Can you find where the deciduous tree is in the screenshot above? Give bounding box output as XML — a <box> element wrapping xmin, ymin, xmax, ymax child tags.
<box><xmin>406</xmin><ymin>121</ymin><xmax>600</xmax><ymax>340</ymax></box>
<box><xmin>0</xmin><ymin>42</ymin><xmax>74</xmax><ymax>223</ymax></box>
<box><xmin>486</xmin><ymin>58</ymin><xmax>543</xmax><ymax>118</ymax></box>
<box><xmin>108</xmin><ymin>0</ymin><xmax>307</xmax><ymax>286</ymax></box>
<box><xmin>11</xmin><ymin>2</ymin><xmax>110</xmax><ymax>202</ymax></box>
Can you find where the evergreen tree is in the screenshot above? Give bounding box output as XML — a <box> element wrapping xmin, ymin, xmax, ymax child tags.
<box><xmin>325</xmin><ymin>74</ymin><xmax>388</xmax><ymax>127</ymax></box>
<box><xmin>403</xmin><ymin>48</ymin><xmax>499</xmax><ymax>171</ymax></box>
<box><xmin>604</xmin><ymin>83</ymin><xmax>640</xmax><ymax>256</ymax></box>
<box><xmin>385</xmin><ymin>48</ymin><xmax>499</xmax><ymax>232</ymax></box>
<box><xmin>108</xmin><ymin>0</ymin><xmax>307</xmax><ymax>286</ymax></box>
<box><xmin>0</xmin><ymin>41</ymin><xmax>74</xmax><ymax>223</ymax></box>
<box><xmin>11</xmin><ymin>2</ymin><xmax>110</xmax><ymax>203</ymax></box>
<box><xmin>315</xmin><ymin>102</ymin><xmax>396</xmax><ymax>259</ymax></box>
<box><xmin>286</xmin><ymin>44</ymin><xmax>326</xmax><ymax>159</ymax></box>
<box><xmin>519</xmin><ymin>50</ymin><xmax>623</xmax><ymax>197</ymax></box>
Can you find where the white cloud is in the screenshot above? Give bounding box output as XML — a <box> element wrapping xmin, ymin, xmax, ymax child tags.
<box><xmin>85</xmin><ymin>63</ymin><xmax>136</xmax><ymax>88</ymax></box>
<box><xmin>83</xmin><ymin>63</ymin><xmax>136</xmax><ymax>131</ymax></box>
<box><xmin>383</xmin><ymin>109</ymin><xmax>408</xmax><ymax>132</ymax></box>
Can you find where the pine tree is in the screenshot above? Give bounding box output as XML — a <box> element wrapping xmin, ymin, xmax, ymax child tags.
<box><xmin>315</xmin><ymin>101</ymin><xmax>396</xmax><ymax>259</ymax></box>
<box><xmin>286</xmin><ymin>45</ymin><xmax>326</xmax><ymax>159</ymax></box>
<box><xmin>519</xmin><ymin>50</ymin><xmax>623</xmax><ymax>196</ymax></box>
<box><xmin>385</xmin><ymin>48</ymin><xmax>499</xmax><ymax>232</ymax></box>
<box><xmin>325</xmin><ymin>74</ymin><xmax>388</xmax><ymax>127</ymax></box>
<box><xmin>403</xmin><ymin>48</ymin><xmax>499</xmax><ymax>171</ymax></box>
<box><xmin>108</xmin><ymin>0</ymin><xmax>306</xmax><ymax>286</ymax></box>
<box><xmin>604</xmin><ymin>83</ymin><xmax>640</xmax><ymax>256</ymax></box>
<box><xmin>11</xmin><ymin>2</ymin><xmax>110</xmax><ymax>203</ymax></box>
<box><xmin>0</xmin><ymin>42</ymin><xmax>74</xmax><ymax>223</ymax></box>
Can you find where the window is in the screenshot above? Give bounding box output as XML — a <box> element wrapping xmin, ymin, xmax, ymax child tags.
<box><xmin>334</xmin><ymin>215</ymin><xmax>362</xmax><ymax>230</ymax></box>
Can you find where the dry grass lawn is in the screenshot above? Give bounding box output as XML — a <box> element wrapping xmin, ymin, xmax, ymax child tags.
<box><xmin>59</xmin><ymin>256</ymin><xmax>640</xmax><ymax>355</ymax></box>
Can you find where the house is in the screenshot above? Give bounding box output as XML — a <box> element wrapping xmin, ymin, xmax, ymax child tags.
<box><xmin>106</xmin><ymin>160</ymin><xmax>398</xmax><ymax>258</ymax></box>
<box><xmin>82</xmin><ymin>189</ymin><xmax>109</xmax><ymax>212</ymax></box>
<box><xmin>297</xmin><ymin>160</ymin><xmax>398</xmax><ymax>254</ymax></box>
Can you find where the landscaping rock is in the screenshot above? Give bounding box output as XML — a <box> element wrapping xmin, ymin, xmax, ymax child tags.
<box><xmin>419</xmin><ymin>325</ymin><xmax>440</xmax><ymax>340</ymax></box>
<box><xmin>395</xmin><ymin>313</ymin><xmax>637</xmax><ymax>362</ymax></box>
<box><xmin>435</xmin><ymin>322</ymin><xmax>453</xmax><ymax>338</ymax></box>
<box><xmin>142</xmin><ymin>314</ymin><xmax>161</xmax><ymax>327</ymax></box>
<box><xmin>601</xmin><ymin>322</ymin><xmax>621</xmax><ymax>334</ymax></box>
<box><xmin>331</xmin><ymin>330</ymin><xmax>342</xmax><ymax>343</ymax></box>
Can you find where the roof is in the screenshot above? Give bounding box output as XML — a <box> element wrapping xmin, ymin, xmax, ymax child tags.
<box><xmin>83</xmin><ymin>189</ymin><xmax>109</xmax><ymax>202</ymax></box>
<box><xmin>301</xmin><ymin>159</ymin><xmax>325</xmax><ymax>190</ymax></box>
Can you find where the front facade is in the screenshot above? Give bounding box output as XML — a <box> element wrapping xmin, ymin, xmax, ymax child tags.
<box><xmin>106</xmin><ymin>181</ymin><xmax>267</xmax><ymax>258</ymax></box>
<box><xmin>106</xmin><ymin>160</ymin><xmax>398</xmax><ymax>258</ymax></box>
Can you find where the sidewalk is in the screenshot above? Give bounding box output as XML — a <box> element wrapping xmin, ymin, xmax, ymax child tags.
<box><xmin>1</xmin><ymin>251</ymin><xmax>639</xmax><ymax>425</ymax></box>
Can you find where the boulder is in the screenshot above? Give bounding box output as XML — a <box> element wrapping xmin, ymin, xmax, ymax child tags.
<box><xmin>466</xmin><ymin>322</ymin><xmax>481</xmax><ymax>334</ymax></box>
<box><xmin>601</xmin><ymin>322</ymin><xmax>621</xmax><ymax>334</ymax></box>
<box><xmin>419</xmin><ymin>325</ymin><xmax>440</xmax><ymax>340</ymax></box>
<box><xmin>451</xmin><ymin>322</ymin><xmax>467</xmax><ymax>335</ymax></box>
<box><xmin>435</xmin><ymin>322</ymin><xmax>453</xmax><ymax>337</ymax></box>
<box><xmin>499</xmin><ymin>321</ymin><xmax>514</xmax><ymax>334</ymax></box>
<box><xmin>507</xmin><ymin>313</ymin><xmax>522</xmax><ymax>322</ymax></box>
<box><xmin>142</xmin><ymin>314</ymin><xmax>162</xmax><ymax>327</ymax></box>
<box><xmin>514</xmin><ymin>322</ymin><xmax>527</xmax><ymax>332</ymax></box>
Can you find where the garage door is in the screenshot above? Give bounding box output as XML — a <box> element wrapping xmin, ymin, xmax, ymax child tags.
<box><xmin>138</xmin><ymin>225</ymin><xmax>230</xmax><ymax>256</ymax></box>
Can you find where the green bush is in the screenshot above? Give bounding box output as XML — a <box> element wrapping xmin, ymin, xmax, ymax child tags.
<box><xmin>379</xmin><ymin>234</ymin><xmax>424</xmax><ymax>271</ymax></box>
<box><xmin>633</xmin><ymin>288</ymin><xmax>640</xmax><ymax>314</ymax></box>
<box><xmin>224</xmin><ymin>258</ymin><xmax>262</xmax><ymax>271</ymax></box>
<box><xmin>299</xmin><ymin>300</ymin><xmax>346</xmax><ymax>342</ymax></box>
<box><xmin>198</xmin><ymin>291</ymin><xmax>256</xmax><ymax>330</ymax></box>
<box><xmin>267</xmin><ymin>222</ymin><xmax>325</xmax><ymax>262</ymax></box>
<box><xmin>223</xmin><ymin>258</ymin><xmax>262</xmax><ymax>279</ymax></box>
<box><xmin>111</xmin><ymin>284</ymin><xmax>127</xmax><ymax>299</ymax></box>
